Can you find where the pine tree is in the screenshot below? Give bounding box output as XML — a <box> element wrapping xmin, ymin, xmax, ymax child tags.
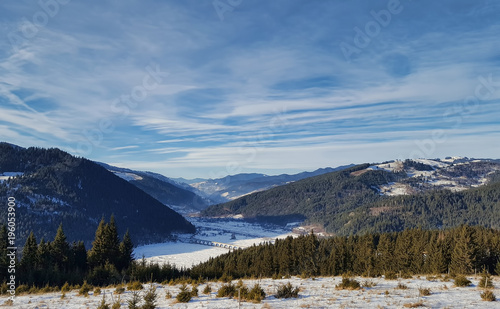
<box><xmin>118</xmin><ymin>230</ymin><xmax>134</xmax><ymax>271</ymax></box>
<box><xmin>105</xmin><ymin>215</ymin><xmax>120</xmax><ymax>266</ymax></box>
<box><xmin>37</xmin><ymin>238</ymin><xmax>52</xmax><ymax>269</ymax></box>
<box><xmin>88</xmin><ymin>217</ymin><xmax>109</xmax><ymax>268</ymax></box>
<box><xmin>89</xmin><ymin>216</ymin><xmax>121</xmax><ymax>269</ymax></box>
<box><xmin>450</xmin><ymin>226</ymin><xmax>475</xmax><ymax>275</ymax></box>
<box><xmin>51</xmin><ymin>224</ymin><xmax>70</xmax><ymax>271</ymax></box>
<box><xmin>21</xmin><ymin>231</ymin><xmax>38</xmax><ymax>269</ymax></box>
<box><xmin>376</xmin><ymin>233</ymin><xmax>394</xmax><ymax>274</ymax></box>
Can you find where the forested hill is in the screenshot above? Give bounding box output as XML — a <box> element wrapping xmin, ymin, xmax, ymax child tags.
<box><xmin>0</xmin><ymin>143</ymin><xmax>195</xmax><ymax>246</ymax></box>
<box><xmin>202</xmin><ymin>161</ymin><xmax>500</xmax><ymax>235</ymax></box>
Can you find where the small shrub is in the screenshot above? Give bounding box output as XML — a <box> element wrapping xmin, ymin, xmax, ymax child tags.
<box><xmin>61</xmin><ymin>292</ymin><xmax>66</xmax><ymax>299</ymax></box>
<box><xmin>397</xmin><ymin>282</ymin><xmax>408</xmax><ymax>290</ymax></box>
<box><xmin>246</xmin><ymin>283</ymin><xmax>266</xmax><ymax>303</ymax></box>
<box><xmin>480</xmin><ymin>290</ymin><xmax>496</xmax><ymax>301</ymax></box>
<box><xmin>61</xmin><ymin>282</ymin><xmax>71</xmax><ymax>293</ymax></box>
<box><xmin>16</xmin><ymin>284</ymin><xmax>30</xmax><ymax>294</ymax></box>
<box><xmin>202</xmin><ymin>284</ymin><xmax>212</xmax><ymax>294</ymax></box>
<box><xmin>97</xmin><ymin>293</ymin><xmax>110</xmax><ymax>309</ymax></box>
<box><xmin>165</xmin><ymin>290</ymin><xmax>172</xmax><ymax>299</ymax></box>
<box><xmin>114</xmin><ymin>286</ymin><xmax>125</xmax><ymax>294</ymax></box>
<box><xmin>94</xmin><ymin>287</ymin><xmax>102</xmax><ymax>296</ymax></box>
<box><xmin>363</xmin><ymin>280</ymin><xmax>377</xmax><ymax>288</ymax></box>
<box><xmin>385</xmin><ymin>271</ymin><xmax>398</xmax><ymax>280</ymax></box>
<box><xmin>142</xmin><ymin>285</ymin><xmax>157</xmax><ymax>309</ymax></box>
<box><xmin>478</xmin><ymin>269</ymin><xmax>494</xmax><ymax>289</ymax></box>
<box><xmin>454</xmin><ymin>275</ymin><xmax>471</xmax><ymax>287</ymax></box>
<box><xmin>190</xmin><ymin>285</ymin><xmax>198</xmax><ymax>297</ymax></box>
<box><xmin>276</xmin><ymin>282</ymin><xmax>300</xmax><ymax>298</ymax></box>
<box><xmin>127</xmin><ymin>291</ymin><xmax>141</xmax><ymax>309</ymax></box>
<box><xmin>336</xmin><ymin>277</ymin><xmax>361</xmax><ymax>290</ymax></box>
<box><xmin>112</xmin><ymin>296</ymin><xmax>121</xmax><ymax>309</ymax></box>
<box><xmin>403</xmin><ymin>301</ymin><xmax>425</xmax><ymax>308</ymax></box>
<box><xmin>217</xmin><ymin>282</ymin><xmax>236</xmax><ymax>298</ymax></box>
<box><xmin>176</xmin><ymin>284</ymin><xmax>192</xmax><ymax>303</ymax></box>
<box><xmin>419</xmin><ymin>288</ymin><xmax>431</xmax><ymax>296</ymax></box>
<box><xmin>0</xmin><ymin>282</ymin><xmax>8</xmax><ymax>295</ymax></box>
<box><xmin>29</xmin><ymin>285</ymin><xmax>40</xmax><ymax>294</ymax></box>
<box><xmin>127</xmin><ymin>281</ymin><xmax>144</xmax><ymax>291</ymax></box>
<box><xmin>79</xmin><ymin>281</ymin><xmax>92</xmax><ymax>296</ymax></box>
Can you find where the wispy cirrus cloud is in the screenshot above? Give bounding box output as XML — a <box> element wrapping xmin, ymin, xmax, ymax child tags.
<box><xmin>0</xmin><ymin>0</ymin><xmax>499</xmax><ymax>178</ymax></box>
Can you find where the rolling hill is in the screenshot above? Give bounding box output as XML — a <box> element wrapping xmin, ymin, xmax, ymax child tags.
<box><xmin>0</xmin><ymin>142</ymin><xmax>195</xmax><ymax>247</ymax></box>
<box><xmin>202</xmin><ymin>158</ymin><xmax>500</xmax><ymax>235</ymax></box>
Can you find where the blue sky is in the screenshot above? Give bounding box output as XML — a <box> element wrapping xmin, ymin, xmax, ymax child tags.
<box><xmin>1</xmin><ymin>0</ymin><xmax>500</xmax><ymax>178</ymax></box>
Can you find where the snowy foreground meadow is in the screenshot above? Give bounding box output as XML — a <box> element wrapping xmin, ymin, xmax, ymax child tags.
<box><xmin>3</xmin><ymin>275</ymin><xmax>500</xmax><ymax>308</ymax></box>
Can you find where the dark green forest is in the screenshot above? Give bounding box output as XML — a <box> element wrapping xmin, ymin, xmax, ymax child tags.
<box><xmin>203</xmin><ymin>163</ymin><xmax>500</xmax><ymax>235</ymax></box>
<box><xmin>191</xmin><ymin>225</ymin><xmax>500</xmax><ymax>280</ymax></box>
<box><xmin>0</xmin><ymin>143</ymin><xmax>195</xmax><ymax>246</ymax></box>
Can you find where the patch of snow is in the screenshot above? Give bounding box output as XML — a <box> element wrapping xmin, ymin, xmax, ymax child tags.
<box><xmin>414</xmin><ymin>159</ymin><xmax>449</xmax><ymax>169</ymax></box>
<box><xmin>112</xmin><ymin>171</ymin><xmax>143</xmax><ymax>181</ymax></box>
<box><xmin>379</xmin><ymin>183</ymin><xmax>410</xmax><ymax>196</ymax></box>
<box><xmin>0</xmin><ymin>172</ymin><xmax>23</xmax><ymax>183</ymax></box>
<box><xmin>135</xmin><ymin>217</ymin><xmax>298</xmax><ymax>268</ymax></box>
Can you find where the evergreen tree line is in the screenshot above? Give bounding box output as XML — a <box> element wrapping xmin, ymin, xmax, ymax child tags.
<box><xmin>190</xmin><ymin>225</ymin><xmax>500</xmax><ymax>280</ymax></box>
<box><xmin>0</xmin><ymin>216</ymin><xmax>139</xmax><ymax>287</ymax></box>
<box><xmin>3</xmin><ymin>223</ymin><xmax>500</xmax><ymax>289</ymax></box>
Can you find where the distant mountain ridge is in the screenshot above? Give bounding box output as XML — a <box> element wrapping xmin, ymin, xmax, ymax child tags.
<box><xmin>202</xmin><ymin>158</ymin><xmax>500</xmax><ymax>235</ymax></box>
<box><xmin>180</xmin><ymin>165</ymin><xmax>355</xmax><ymax>204</ymax></box>
<box><xmin>0</xmin><ymin>143</ymin><xmax>195</xmax><ymax>246</ymax></box>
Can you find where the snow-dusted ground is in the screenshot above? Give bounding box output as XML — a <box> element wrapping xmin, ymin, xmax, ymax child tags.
<box><xmin>134</xmin><ymin>217</ymin><xmax>297</xmax><ymax>268</ymax></box>
<box><xmin>5</xmin><ymin>275</ymin><xmax>500</xmax><ymax>308</ymax></box>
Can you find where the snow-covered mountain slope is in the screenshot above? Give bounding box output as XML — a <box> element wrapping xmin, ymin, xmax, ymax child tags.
<box><xmin>368</xmin><ymin>157</ymin><xmax>500</xmax><ymax>196</ymax></box>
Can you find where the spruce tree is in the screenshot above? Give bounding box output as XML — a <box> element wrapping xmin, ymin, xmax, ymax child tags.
<box><xmin>105</xmin><ymin>215</ymin><xmax>120</xmax><ymax>266</ymax></box>
<box><xmin>37</xmin><ymin>238</ymin><xmax>52</xmax><ymax>269</ymax></box>
<box><xmin>51</xmin><ymin>224</ymin><xmax>71</xmax><ymax>271</ymax></box>
<box><xmin>376</xmin><ymin>233</ymin><xmax>394</xmax><ymax>274</ymax></box>
<box><xmin>88</xmin><ymin>217</ymin><xmax>108</xmax><ymax>268</ymax></box>
<box><xmin>450</xmin><ymin>226</ymin><xmax>475</xmax><ymax>274</ymax></box>
<box><xmin>21</xmin><ymin>231</ymin><xmax>38</xmax><ymax>269</ymax></box>
<box><xmin>118</xmin><ymin>230</ymin><xmax>134</xmax><ymax>271</ymax></box>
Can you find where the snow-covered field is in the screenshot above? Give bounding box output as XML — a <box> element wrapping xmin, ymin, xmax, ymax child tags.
<box><xmin>5</xmin><ymin>275</ymin><xmax>500</xmax><ymax>308</ymax></box>
<box><xmin>134</xmin><ymin>217</ymin><xmax>296</xmax><ymax>268</ymax></box>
